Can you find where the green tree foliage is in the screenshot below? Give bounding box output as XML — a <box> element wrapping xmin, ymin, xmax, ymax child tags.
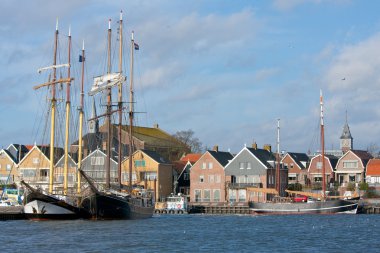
<box><xmin>287</xmin><ymin>183</ymin><xmax>303</xmax><ymax>191</ymax></box>
<box><xmin>346</xmin><ymin>182</ymin><xmax>356</xmax><ymax>191</ymax></box>
<box><xmin>173</xmin><ymin>129</ymin><xmax>204</xmax><ymax>153</ymax></box>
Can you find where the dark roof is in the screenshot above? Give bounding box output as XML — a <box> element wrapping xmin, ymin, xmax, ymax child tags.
<box><xmin>72</xmin><ymin>132</ymin><xmax>103</xmax><ymax>152</ymax></box>
<box><xmin>247</xmin><ymin>148</ymin><xmax>276</xmax><ymax>168</ymax></box>
<box><xmin>351</xmin><ymin>150</ymin><xmax>373</xmax><ymax>166</ymax></box>
<box><xmin>1</xmin><ymin>149</ymin><xmax>17</xmax><ymax>163</ymax></box>
<box><xmin>325</xmin><ymin>155</ymin><xmax>339</xmax><ymax>168</ymax></box>
<box><xmin>287</xmin><ymin>152</ymin><xmax>309</xmax><ymax>169</ymax></box>
<box><xmin>208</xmin><ymin>150</ymin><xmax>233</xmax><ymax>167</ymax></box>
<box><xmin>340</xmin><ymin>122</ymin><xmax>353</xmax><ymax>139</ymax></box>
<box><xmin>141</xmin><ymin>149</ymin><xmax>168</xmax><ymax>164</ymax></box>
<box><xmin>38</xmin><ymin>146</ymin><xmax>64</xmax><ymax>161</ymax></box>
<box><xmin>8</xmin><ymin>144</ymin><xmax>29</xmax><ymax>153</ymax></box>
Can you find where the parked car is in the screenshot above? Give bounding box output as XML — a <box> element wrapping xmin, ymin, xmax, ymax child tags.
<box><xmin>293</xmin><ymin>195</ymin><xmax>308</xmax><ymax>202</ymax></box>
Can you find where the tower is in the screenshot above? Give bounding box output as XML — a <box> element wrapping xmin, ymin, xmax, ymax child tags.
<box><xmin>340</xmin><ymin>111</ymin><xmax>353</xmax><ymax>153</ymax></box>
<box><xmin>88</xmin><ymin>97</ymin><xmax>99</xmax><ymax>134</ymax></box>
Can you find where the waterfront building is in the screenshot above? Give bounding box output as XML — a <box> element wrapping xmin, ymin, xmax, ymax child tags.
<box><xmin>308</xmin><ymin>154</ymin><xmax>338</xmax><ymax>185</ymax></box>
<box><xmin>190</xmin><ymin>146</ymin><xmax>233</xmax><ymax>204</ymax></box>
<box><xmin>172</xmin><ymin>153</ymin><xmax>202</xmax><ymax>196</ymax></box>
<box><xmin>365</xmin><ymin>159</ymin><xmax>380</xmax><ymax>187</ymax></box>
<box><xmin>121</xmin><ymin>149</ymin><xmax>172</xmax><ymax>202</ymax></box>
<box><xmin>281</xmin><ymin>152</ymin><xmax>309</xmax><ymax>186</ymax></box>
<box><xmin>334</xmin><ymin>150</ymin><xmax>372</xmax><ymax>186</ymax></box>
<box><xmin>0</xmin><ymin>149</ymin><xmax>19</xmax><ymax>185</ymax></box>
<box><xmin>224</xmin><ymin>144</ymin><xmax>287</xmax><ymax>203</ymax></box>
<box><xmin>18</xmin><ymin>145</ymin><xmax>64</xmax><ymax>191</ymax></box>
<box><xmin>54</xmin><ymin>154</ymin><xmax>78</xmax><ymax>194</ymax></box>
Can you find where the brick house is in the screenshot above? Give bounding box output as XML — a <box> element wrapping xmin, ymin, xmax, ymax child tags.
<box><xmin>335</xmin><ymin>150</ymin><xmax>372</xmax><ymax>186</ymax></box>
<box><xmin>365</xmin><ymin>159</ymin><xmax>380</xmax><ymax>186</ymax></box>
<box><xmin>308</xmin><ymin>154</ymin><xmax>338</xmax><ymax>185</ymax></box>
<box><xmin>281</xmin><ymin>152</ymin><xmax>309</xmax><ymax>186</ymax></box>
<box><xmin>190</xmin><ymin>147</ymin><xmax>233</xmax><ymax>204</ymax></box>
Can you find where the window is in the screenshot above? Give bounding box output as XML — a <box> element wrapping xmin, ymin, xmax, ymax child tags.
<box><xmin>349</xmin><ymin>175</ymin><xmax>356</xmax><ymax>182</ymax></box>
<box><xmin>216</xmin><ymin>175</ymin><xmax>221</xmax><ymax>183</ymax></box>
<box><xmin>203</xmin><ymin>190</ymin><xmax>210</xmax><ymax>202</ymax></box>
<box><xmin>317</xmin><ymin>162</ymin><xmax>322</xmax><ymax>169</ymax></box>
<box><xmin>202</xmin><ymin>162</ymin><xmax>206</xmax><ymax>169</ymax></box>
<box><xmin>290</xmin><ymin>163</ymin><xmax>294</xmax><ymax>169</ymax></box>
<box><xmin>195</xmin><ymin>190</ymin><xmax>201</xmax><ymax>202</ymax></box>
<box><xmin>199</xmin><ymin>175</ymin><xmax>204</xmax><ymax>183</ymax></box>
<box><xmin>184</xmin><ymin>173</ymin><xmax>189</xmax><ymax>180</ymax></box>
<box><xmin>21</xmin><ymin>169</ymin><xmax>36</xmax><ymax>177</ymax></box>
<box><xmin>134</xmin><ymin>160</ymin><xmax>146</xmax><ymax>167</ymax></box>
<box><xmin>238</xmin><ymin>189</ymin><xmax>246</xmax><ymax>202</ymax></box>
<box><xmin>239</xmin><ymin>162</ymin><xmax>245</xmax><ymax>169</ymax></box>
<box><xmin>91</xmin><ymin>157</ymin><xmax>104</xmax><ymax>166</ymax></box>
<box><xmin>209</xmin><ymin>175</ymin><xmax>214</xmax><ymax>183</ymax></box>
<box><xmin>208</xmin><ymin>162</ymin><xmax>213</xmax><ymax>169</ymax></box>
<box><xmin>142</xmin><ymin>172</ymin><xmax>157</xmax><ymax>180</ymax></box>
<box><xmin>32</xmin><ymin>158</ymin><xmax>40</xmax><ymax>164</ymax></box>
<box><xmin>247</xmin><ymin>162</ymin><xmax>251</xmax><ymax>169</ymax></box>
<box><xmin>213</xmin><ymin>189</ymin><xmax>220</xmax><ymax>202</ymax></box>
<box><xmin>343</xmin><ymin>161</ymin><xmax>358</xmax><ymax>169</ymax></box>
<box><xmin>6</xmin><ymin>164</ymin><xmax>11</xmax><ymax>171</ymax></box>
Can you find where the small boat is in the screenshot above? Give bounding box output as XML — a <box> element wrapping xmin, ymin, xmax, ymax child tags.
<box><xmin>248</xmin><ymin>91</ymin><xmax>358</xmax><ymax>214</ymax></box>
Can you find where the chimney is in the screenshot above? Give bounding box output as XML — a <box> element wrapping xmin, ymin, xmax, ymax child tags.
<box><xmin>263</xmin><ymin>144</ymin><xmax>271</xmax><ymax>152</ymax></box>
<box><xmin>252</xmin><ymin>142</ymin><xmax>258</xmax><ymax>150</ymax></box>
<box><xmin>213</xmin><ymin>145</ymin><xmax>219</xmax><ymax>152</ymax></box>
<box><xmin>153</xmin><ymin>123</ymin><xmax>159</xmax><ymax>128</ymax></box>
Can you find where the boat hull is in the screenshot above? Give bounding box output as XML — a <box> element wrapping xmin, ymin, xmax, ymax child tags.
<box><xmin>249</xmin><ymin>199</ymin><xmax>358</xmax><ymax>214</ymax></box>
<box><xmin>24</xmin><ymin>200</ymin><xmax>79</xmax><ymax>220</ymax></box>
<box><xmin>80</xmin><ymin>192</ymin><xmax>154</xmax><ymax>220</ymax></box>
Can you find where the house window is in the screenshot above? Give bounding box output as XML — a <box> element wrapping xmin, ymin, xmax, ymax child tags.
<box><xmin>349</xmin><ymin>175</ymin><xmax>356</xmax><ymax>182</ymax></box>
<box><xmin>6</xmin><ymin>164</ymin><xmax>11</xmax><ymax>171</ymax></box>
<box><xmin>209</xmin><ymin>175</ymin><xmax>214</xmax><ymax>183</ymax></box>
<box><xmin>216</xmin><ymin>175</ymin><xmax>221</xmax><ymax>183</ymax></box>
<box><xmin>195</xmin><ymin>190</ymin><xmax>201</xmax><ymax>202</ymax></box>
<box><xmin>142</xmin><ymin>172</ymin><xmax>157</xmax><ymax>180</ymax></box>
<box><xmin>317</xmin><ymin>162</ymin><xmax>322</xmax><ymax>169</ymax></box>
<box><xmin>199</xmin><ymin>175</ymin><xmax>204</xmax><ymax>183</ymax></box>
<box><xmin>344</xmin><ymin>161</ymin><xmax>358</xmax><ymax>169</ymax></box>
<box><xmin>213</xmin><ymin>189</ymin><xmax>220</xmax><ymax>202</ymax></box>
<box><xmin>208</xmin><ymin>162</ymin><xmax>213</xmax><ymax>169</ymax></box>
<box><xmin>134</xmin><ymin>160</ymin><xmax>146</xmax><ymax>167</ymax></box>
<box><xmin>238</xmin><ymin>189</ymin><xmax>246</xmax><ymax>202</ymax></box>
<box><xmin>202</xmin><ymin>163</ymin><xmax>206</xmax><ymax>169</ymax></box>
<box><xmin>184</xmin><ymin>173</ymin><xmax>189</xmax><ymax>180</ymax></box>
<box><xmin>239</xmin><ymin>162</ymin><xmax>245</xmax><ymax>170</ymax></box>
<box><xmin>247</xmin><ymin>162</ymin><xmax>251</xmax><ymax>169</ymax></box>
<box><xmin>290</xmin><ymin>163</ymin><xmax>294</xmax><ymax>169</ymax></box>
<box><xmin>203</xmin><ymin>190</ymin><xmax>210</xmax><ymax>202</ymax></box>
<box><xmin>91</xmin><ymin>157</ymin><xmax>104</xmax><ymax>166</ymax></box>
<box><xmin>32</xmin><ymin>158</ymin><xmax>40</xmax><ymax>164</ymax></box>
<box><xmin>21</xmin><ymin>169</ymin><xmax>36</xmax><ymax>178</ymax></box>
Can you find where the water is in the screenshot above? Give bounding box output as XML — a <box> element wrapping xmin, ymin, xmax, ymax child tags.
<box><xmin>1</xmin><ymin>214</ymin><xmax>379</xmax><ymax>253</ymax></box>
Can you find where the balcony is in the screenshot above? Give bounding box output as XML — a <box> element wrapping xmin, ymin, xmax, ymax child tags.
<box><xmin>228</xmin><ymin>182</ymin><xmax>262</xmax><ymax>189</ymax></box>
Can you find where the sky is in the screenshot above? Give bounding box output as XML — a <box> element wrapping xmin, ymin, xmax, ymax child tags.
<box><xmin>1</xmin><ymin>0</ymin><xmax>380</xmax><ymax>155</ymax></box>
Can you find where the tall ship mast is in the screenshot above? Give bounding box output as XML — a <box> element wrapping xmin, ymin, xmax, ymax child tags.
<box><xmin>22</xmin><ymin>20</ymin><xmax>86</xmax><ymax>220</ymax></box>
<box><xmin>78</xmin><ymin>11</ymin><xmax>154</xmax><ymax>219</ymax></box>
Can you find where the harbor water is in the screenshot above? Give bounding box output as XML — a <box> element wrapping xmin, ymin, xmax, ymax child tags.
<box><xmin>1</xmin><ymin>214</ymin><xmax>379</xmax><ymax>253</ymax></box>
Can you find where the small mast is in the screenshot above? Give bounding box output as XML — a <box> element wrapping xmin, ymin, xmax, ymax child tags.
<box><xmin>48</xmin><ymin>18</ymin><xmax>59</xmax><ymax>194</ymax></box>
<box><xmin>77</xmin><ymin>40</ymin><xmax>85</xmax><ymax>193</ymax></box>
<box><xmin>105</xmin><ymin>18</ymin><xmax>112</xmax><ymax>190</ymax></box>
<box><xmin>63</xmin><ymin>25</ymin><xmax>72</xmax><ymax>195</ymax></box>
<box><xmin>320</xmin><ymin>90</ymin><xmax>326</xmax><ymax>200</ymax></box>
<box><xmin>128</xmin><ymin>31</ymin><xmax>136</xmax><ymax>194</ymax></box>
<box><xmin>117</xmin><ymin>10</ymin><xmax>123</xmax><ymax>189</ymax></box>
<box><xmin>276</xmin><ymin>119</ymin><xmax>281</xmax><ymax>195</ymax></box>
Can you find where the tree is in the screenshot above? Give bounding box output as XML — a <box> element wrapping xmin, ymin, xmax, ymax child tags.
<box><xmin>173</xmin><ymin>129</ymin><xmax>204</xmax><ymax>153</ymax></box>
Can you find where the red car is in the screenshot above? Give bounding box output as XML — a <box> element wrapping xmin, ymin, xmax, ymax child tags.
<box><xmin>293</xmin><ymin>195</ymin><xmax>308</xmax><ymax>202</ymax></box>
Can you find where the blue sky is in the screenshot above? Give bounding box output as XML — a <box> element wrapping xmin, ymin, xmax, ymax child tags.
<box><xmin>1</xmin><ymin>0</ymin><xmax>380</xmax><ymax>154</ymax></box>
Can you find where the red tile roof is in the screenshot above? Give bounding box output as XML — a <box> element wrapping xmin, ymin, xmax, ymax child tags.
<box><xmin>366</xmin><ymin>159</ymin><xmax>380</xmax><ymax>176</ymax></box>
<box><xmin>180</xmin><ymin>153</ymin><xmax>202</xmax><ymax>163</ymax></box>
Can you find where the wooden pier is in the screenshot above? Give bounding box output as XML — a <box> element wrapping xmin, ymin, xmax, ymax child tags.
<box><xmin>0</xmin><ymin>206</ymin><xmax>25</xmax><ymax>220</ymax></box>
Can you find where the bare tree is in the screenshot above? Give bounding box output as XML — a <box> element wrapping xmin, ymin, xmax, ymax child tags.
<box><xmin>173</xmin><ymin>129</ymin><xmax>204</xmax><ymax>153</ymax></box>
<box><xmin>367</xmin><ymin>143</ymin><xmax>380</xmax><ymax>158</ymax></box>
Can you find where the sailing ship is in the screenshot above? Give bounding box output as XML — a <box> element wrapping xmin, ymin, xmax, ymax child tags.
<box><xmin>78</xmin><ymin>12</ymin><xmax>154</xmax><ymax>220</ymax></box>
<box><xmin>22</xmin><ymin>21</ymin><xmax>88</xmax><ymax>220</ymax></box>
<box><xmin>248</xmin><ymin>91</ymin><xmax>358</xmax><ymax>214</ymax></box>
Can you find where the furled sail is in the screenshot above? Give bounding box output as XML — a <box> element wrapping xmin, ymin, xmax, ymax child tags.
<box><xmin>89</xmin><ymin>72</ymin><xmax>126</xmax><ymax>96</ymax></box>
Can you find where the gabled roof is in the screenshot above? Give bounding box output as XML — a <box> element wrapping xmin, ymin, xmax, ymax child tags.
<box><xmin>172</xmin><ymin>160</ymin><xmax>187</xmax><ymax>174</ymax></box>
<box><xmin>180</xmin><ymin>153</ymin><xmax>202</xmax><ymax>163</ymax></box>
<box><xmin>140</xmin><ymin>149</ymin><xmax>169</xmax><ymax>164</ymax></box>
<box><xmin>308</xmin><ymin>154</ymin><xmax>339</xmax><ymax>172</ymax></box>
<box><xmin>366</xmin><ymin>159</ymin><xmax>380</xmax><ymax>176</ymax></box>
<box><xmin>0</xmin><ymin>149</ymin><xmax>17</xmax><ymax>163</ymax></box>
<box><xmin>340</xmin><ymin>122</ymin><xmax>353</xmax><ymax>139</ymax></box>
<box><xmin>208</xmin><ymin>150</ymin><xmax>233</xmax><ymax>167</ymax></box>
<box><xmin>351</xmin><ymin>150</ymin><xmax>373</xmax><ymax>161</ymax></box>
<box><xmin>6</xmin><ymin>144</ymin><xmax>29</xmax><ymax>153</ymax></box>
<box><xmin>82</xmin><ymin>148</ymin><xmax>118</xmax><ymax>165</ymax></box>
<box><xmin>247</xmin><ymin>147</ymin><xmax>276</xmax><ymax>169</ymax></box>
<box><xmin>284</xmin><ymin>152</ymin><xmax>309</xmax><ymax>169</ymax></box>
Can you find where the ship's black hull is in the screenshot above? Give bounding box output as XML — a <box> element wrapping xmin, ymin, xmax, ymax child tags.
<box><xmin>80</xmin><ymin>191</ymin><xmax>154</xmax><ymax>220</ymax></box>
<box><xmin>249</xmin><ymin>199</ymin><xmax>358</xmax><ymax>214</ymax></box>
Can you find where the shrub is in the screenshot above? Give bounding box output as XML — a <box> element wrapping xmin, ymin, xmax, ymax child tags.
<box><xmin>359</xmin><ymin>182</ymin><xmax>369</xmax><ymax>191</ymax></box>
<box><xmin>346</xmin><ymin>182</ymin><xmax>356</xmax><ymax>191</ymax></box>
<box><xmin>287</xmin><ymin>183</ymin><xmax>303</xmax><ymax>191</ymax></box>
